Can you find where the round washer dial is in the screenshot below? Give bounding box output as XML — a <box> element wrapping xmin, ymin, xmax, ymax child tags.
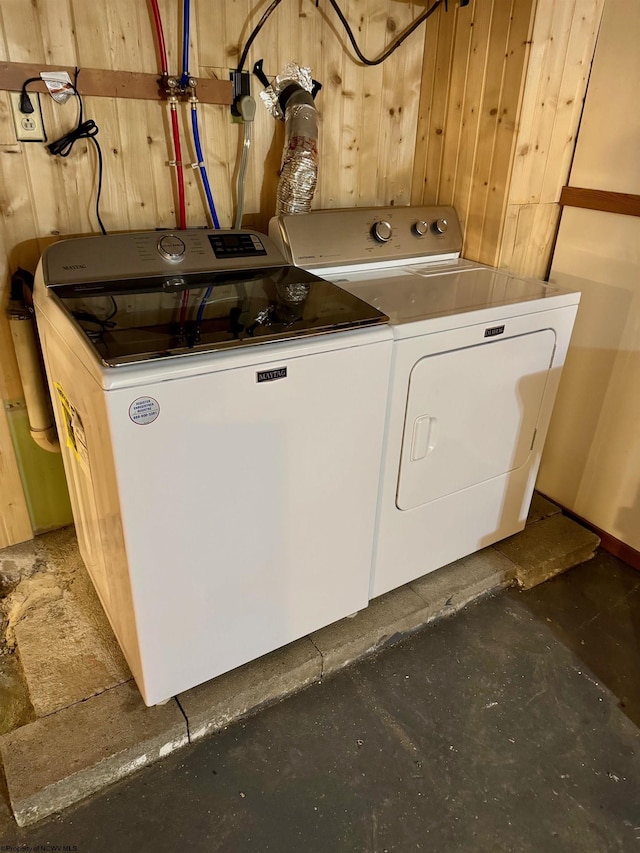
<box><xmin>157</xmin><ymin>234</ymin><xmax>186</xmax><ymax>261</ymax></box>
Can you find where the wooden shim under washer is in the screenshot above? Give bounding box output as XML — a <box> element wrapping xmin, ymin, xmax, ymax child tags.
<box><xmin>0</xmin><ymin>61</ymin><xmax>232</xmax><ymax>105</ymax></box>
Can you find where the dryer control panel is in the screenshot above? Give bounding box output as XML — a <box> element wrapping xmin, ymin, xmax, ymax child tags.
<box><xmin>270</xmin><ymin>205</ymin><xmax>464</xmax><ymax>270</ymax></box>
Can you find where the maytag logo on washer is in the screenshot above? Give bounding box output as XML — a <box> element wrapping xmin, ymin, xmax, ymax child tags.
<box><xmin>484</xmin><ymin>325</ymin><xmax>505</xmax><ymax>338</ymax></box>
<box><xmin>129</xmin><ymin>396</ymin><xmax>160</xmax><ymax>425</ymax></box>
<box><xmin>257</xmin><ymin>367</ymin><xmax>287</xmax><ymax>383</ymax></box>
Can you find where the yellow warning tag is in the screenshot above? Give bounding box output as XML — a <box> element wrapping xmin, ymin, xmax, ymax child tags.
<box><xmin>54</xmin><ymin>382</ymin><xmax>89</xmax><ymax>470</ymax></box>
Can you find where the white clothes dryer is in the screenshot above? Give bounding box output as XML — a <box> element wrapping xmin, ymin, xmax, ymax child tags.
<box><xmin>270</xmin><ymin>206</ymin><xmax>580</xmax><ymax>599</ymax></box>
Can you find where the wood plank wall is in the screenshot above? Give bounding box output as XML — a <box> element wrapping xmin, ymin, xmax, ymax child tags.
<box><xmin>500</xmin><ymin>0</ymin><xmax>605</xmax><ymax>277</ymax></box>
<box><xmin>411</xmin><ymin>0</ymin><xmax>537</xmax><ymax>260</ymax></box>
<box><xmin>0</xmin><ymin>0</ymin><xmax>604</xmax><ymax>547</ymax></box>
<box><xmin>411</xmin><ymin>0</ymin><xmax>605</xmax><ymax>277</ymax></box>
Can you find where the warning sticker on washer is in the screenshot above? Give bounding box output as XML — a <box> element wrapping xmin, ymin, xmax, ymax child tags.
<box><xmin>129</xmin><ymin>396</ymin><xmax>160</xmax><ymax>425</ymax></box>
<box><xmin>54</xmin><ymin>382</ymin><xmax>90</xmax><ymax>472</ymax></box>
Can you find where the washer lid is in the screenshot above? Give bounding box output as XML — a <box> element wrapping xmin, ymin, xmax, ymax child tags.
<box><xmin>326</xmin><ymin>263</ymin><xmax>576</xmax><ymax>326</ymax></box>
<box><xmin>48</xmin><ymin>265</ymin><xmax>388</xmax><ymax>366</ymax></box>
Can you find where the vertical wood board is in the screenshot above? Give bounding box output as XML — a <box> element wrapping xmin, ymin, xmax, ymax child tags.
<box><xmin>498</xmin><ymin>0</ymin><xmax>605</xmax><ymax>273</ymax></box>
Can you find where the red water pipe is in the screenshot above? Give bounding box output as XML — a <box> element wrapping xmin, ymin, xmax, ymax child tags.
<box><xmin>172</xmin><ymin>104</ymin><xmax>188</xmax><ymax>322</ymax></box>
<box><xmin>148</xmin><ymin>0</ymin><xmax>187</xmax><ymax>232</ymax></box>
<box><xmin>170</xmin><ymin>105</ymin><xmax>187</xmax><ymax>231</ymax></box>
<box><xmin>148</xmin><ymin>0</ymin><xmax>169</xmax><ymax>75</ymax></box>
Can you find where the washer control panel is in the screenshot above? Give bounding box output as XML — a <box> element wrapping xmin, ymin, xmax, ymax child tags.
<box><xmin>270</xmin><ymin>205</ymin><xmax>463</xmax><ymax>269</ymax></box>
<box><xmin>43</xmin><ymin>228</ymin><xmax>283</xmax><ymax>286</ymax></box>
<box><xmin>208</xmin><ymin>231</ymin><xmax>267</xmax><ymax>259</ymax></box>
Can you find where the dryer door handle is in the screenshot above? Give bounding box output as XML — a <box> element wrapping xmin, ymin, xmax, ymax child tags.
<box><xmin>411</xmin><ymin>415</ymin><xmax>438</xmax><ymax>461</ymax></box>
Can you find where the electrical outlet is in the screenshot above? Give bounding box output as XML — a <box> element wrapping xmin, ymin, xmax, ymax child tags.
<box><xmin>230</xmin><ymin>70</ymin><xmax>251</xmax><ymax>119</ymax></box>
<box><xmin>10</xmin><ymin>91</ymin><xmax>46</xmax><ymax>142</ymax></box>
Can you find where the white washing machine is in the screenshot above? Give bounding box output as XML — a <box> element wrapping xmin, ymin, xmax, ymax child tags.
<box><xmin>34</xmin><ymin>228</ymin><xmax>392</xmax><ymax>704</ymax></box>
<box><xmin>270</xmin><ymin>206</ymin><xmax>580</xmax><ymax>599</ymax></box>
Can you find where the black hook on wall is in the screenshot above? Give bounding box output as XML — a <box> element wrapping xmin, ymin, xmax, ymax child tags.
<box><xmin>252</xmin><ymin>59</ymin><xmax>322</xmax><ymax>100</ymax></box>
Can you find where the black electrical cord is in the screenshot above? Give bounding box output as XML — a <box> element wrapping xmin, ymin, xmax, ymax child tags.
<box><xmin>18</xmin><ymin>77</ymin><xmax>39</xmax><ymax>114</ymax></box>
<box><xmin>327</xmin><ymin>0</ymin><xmax>444</xmax><ymax>66</ymax></box>
<box><xmin>237</xmin><ymin>0</ymin><xmax>445</xmax><ymax>73</ymax></box>
<box><xmin>20</xmin><ymin>77</ymin><xmax>107</xmax><ymax>236</ymax></box>
<box><xmin>47</xmin><ymin>85</ymin><xmax>107</xmax><ymax>236</ymax></box>
<box><xmin>237</xmin><ymin>0</ymin><xmax>284</xmax><ymax>73</ymax></box>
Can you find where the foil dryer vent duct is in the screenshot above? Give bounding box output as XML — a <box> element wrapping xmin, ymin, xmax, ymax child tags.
<box><xmin>260</xmin><ymin>63</ymin><xmax>319</xmax><ymax>216</ymax></box>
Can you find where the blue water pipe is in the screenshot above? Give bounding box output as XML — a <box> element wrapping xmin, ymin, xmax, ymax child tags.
<box><xmin>196</xmin><ymin>285</ymin><xmax>213</xmax><ymax>330</ymax></box>
<box><xmin>191</xmin><ymin>103</ymin><xmax>220</xmax><ymax>229</ymax></box>
<box><xmin>181</xmin><ymin>0</ymin><xmax>191</xmax><ymax>86</ymax></box>
<box><xmin>181</xmin><ymin>0</ymin><xmax>220</xmax><ymax>229</ymax></box>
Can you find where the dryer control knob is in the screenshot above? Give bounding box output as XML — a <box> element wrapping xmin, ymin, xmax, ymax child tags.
<box><xmin>158</xmin><ymin>234</ymin><xmax>186</xmax><ymax>261</ymax></box>
<box><xmin>433</xmin><ymin>218</ymin><xmax>448</xmax><ymax>235</ymax></box>
<box><xmin>413</xmin><ymin>220</ymin><xmax>429</xmax><ymax>237</ymax></box>
<box><xmin>371</xmin><ymin>221</ymin><xmax>393</xmax><ymax>243</ymax></box>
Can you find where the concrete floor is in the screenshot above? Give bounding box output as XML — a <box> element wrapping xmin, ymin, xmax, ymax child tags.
<box><xmin>1</xmin><ymin>548</ymin><xmax>638</xmax><ymax>851</ymax></box>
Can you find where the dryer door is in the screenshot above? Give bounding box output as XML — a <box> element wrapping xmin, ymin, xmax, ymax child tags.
<box><xmin>396</xmin><ymin>330</ymin><xmax>556</xmax><ymax>510</ymax></box>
